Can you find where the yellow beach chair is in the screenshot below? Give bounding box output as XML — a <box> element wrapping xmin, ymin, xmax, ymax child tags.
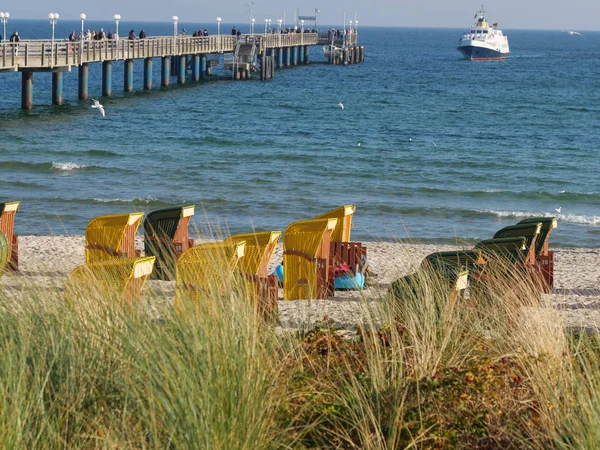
<box><xmin>0</xmin><ymin>201</ymin><xmax>20</xmax><ymax>271</ymax></box>
<box><xmin>64</xmin><ymin>256</ymin><xmax>155</xmax><ymax>305</ymax></box>
<box><xmin>85</xmin><ymin>212</ymin><xmax>144</xmax><ymax>264</ymax></box>
<box><xmin>224</xmin><ymin>231</ymin><xmax>281</xmax><ymax>320</ymax></box>
<box><xmin>316</xmin><ymin>205</ymin><xmax>367</xmax><ymax>291</ymax></box>
<box><xmin>175</xmin><ymin>241</ymin><xmax>246</xmax><ymax>308</ymax></box>
<box><xmin>283</xmin><ymin>218</ymin><xmax>338</xmax><ymax>300</ymax></box>
<box><xmin>0</xmin><ymin>232</ymin><xmax>9</xmax><ymax>278</ymax></box>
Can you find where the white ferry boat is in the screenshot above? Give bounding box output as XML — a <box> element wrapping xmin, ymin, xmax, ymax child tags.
<box><xmin>457</xmin><ymin>6</ymin><xmax>509</xmax><ymax>60</ymax></box>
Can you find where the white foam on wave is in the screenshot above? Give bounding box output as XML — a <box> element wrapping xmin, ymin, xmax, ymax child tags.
<box><xmin>51</xmin><ymin>162</ymin><xmax>87</xmax><ymax>171</ymax></box>
<box><xmin>92</xmin><ymin>197</ymin><xmax>159</xmax><ymax>204</ymax></box>
<box><xmin>479</xmin><ymin>210</ymin><xmax>600</xmax><ymax>226</ymax></box>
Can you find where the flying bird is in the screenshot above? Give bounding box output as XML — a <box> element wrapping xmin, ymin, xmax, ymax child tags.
<box><xmin>357</xmin><ymin>142</ymin><xmax>361</xmax><ymax>147</ymax></box>
<box><xmin>555</xmin><ymin>207</ymin><xmax>562</xmax><ymax>213</ymax></box>
<box><xmin>564</xmin><ymin>30</ymin><xmax>586</xmax><ymax>38</ymax></box>
<box><xmin>338</xmin><ymin>102</ymin><xmax>344</xmax><ymax>110</ymax></box>
<box><xmin>91</xmin><ymin>99</ymin><xmax>105</xmax><ymax>117</ymax></box>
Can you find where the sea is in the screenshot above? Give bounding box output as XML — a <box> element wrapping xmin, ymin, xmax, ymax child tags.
<box><xmin>1</xmin><ymin>20</ymin><xmax>599</xmax><ymax>247</ymax></box>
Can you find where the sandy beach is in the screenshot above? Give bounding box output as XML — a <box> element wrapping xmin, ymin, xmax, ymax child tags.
<box><xmin>1</xmin><ymin>235</ymin><xmax>599</xmax><ymax>330</ymax></box>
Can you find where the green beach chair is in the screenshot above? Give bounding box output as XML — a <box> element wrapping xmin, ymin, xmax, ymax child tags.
<box><xmin>492</xmin><ymin>222</ymin><xmax>542</xmax><ymax>266</ymax></box>
<box><xmin>143</xmin><ymin>205</ymin><xmax>195</xmax><ymax>280</ymax></box>
<box><xmin>516</xmin><ymin>217</ymin><xmax>558</xmax><ymax>292</ymax></box>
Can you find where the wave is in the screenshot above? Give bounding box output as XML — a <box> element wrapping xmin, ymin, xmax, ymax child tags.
<box><xmin>85</xmin><ymin>149</ymin><xmax>120</xmax><ymax>158</ymax></box>
<box><xmin>51</xmin><ymin>162</ymin><xmax>88</xmax><ymax>171</ymax></box>
<box><xmin>477</xmin><ymin>210</ymin><xmax>600</xmax><ymax>226</ymax></box>
<box><xmin>91</xmin><ymin>197</ymin><xmax>172</xmax><ymax>207</ymax></box>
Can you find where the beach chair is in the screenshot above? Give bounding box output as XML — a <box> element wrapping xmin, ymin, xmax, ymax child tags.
<box><xmin>492</xmin><ymin>222</ymin><xmax>542</xmax><ymax>267</ymax></box>
<box><xmin>388</xmin><ymin>250</ymin><xmax>477</xmax><ymax>304</ymax></box>
<box><xmin>64</xmin><ymin>256</ymin><xmax>155</xmax><ymax>305</ymax></box>
<box><xmin>0</xmin><ymin>201</ymin><xmax>20</xmax><ymax>271</ymax></box>
<box><xmin>224</xmin><ymin>231</ymin><xmax>281</xmax><ymax>321</ymax></box>
<box><xmin>143</xmin><ymin>205</ymin><xmax>195</xmax><ymax>280</ymax></box>
<box><xmin>0</xmin><ymin>232</ymin><xmax>9</xmax><ymax>278</ymax></box>
<box><xmin>517</xmin><ymin>217</ymin><xmax>558</xmax><ymax>291</ymax></box>
<box><xmin>85</xmin><ymin>212</ymin><xmax>144</xmax><ymax>264</ymax></box>
<box><xmin>175</xmin><ymin>241</ymin><xmax>246</xmax><ymax>309</ymax></box>
<box><xmin>283</xmin><ymin>218</ymin><xmax>338</xmax><ymax>300</ymax></box>
<box><xmin>316</xmin><ymin>205</ymin><xmax>367</xmax><ymax>290</ymax></box>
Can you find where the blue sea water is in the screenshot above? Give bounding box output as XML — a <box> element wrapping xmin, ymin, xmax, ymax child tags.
<box><xmin>1</xmin><ymin>20</ymin><xmax>599</xmax><ymax>247</ymax></box>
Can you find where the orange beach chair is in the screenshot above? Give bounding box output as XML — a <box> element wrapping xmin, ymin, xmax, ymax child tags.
<box><xmin>0</xmin><ymin>201</ymin><xmax>20</xmax><ymax>271</ymax></box>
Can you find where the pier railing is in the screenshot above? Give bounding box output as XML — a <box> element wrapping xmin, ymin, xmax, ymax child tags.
<box><xmin>0</xmin><ymin>33</ymin><xmax>319</xmax><ymax>71</ymax></box>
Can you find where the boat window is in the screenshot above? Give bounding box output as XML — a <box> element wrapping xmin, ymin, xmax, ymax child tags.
<box><xmin>483</xmin><ymin>30</ymin><xmax>488</xmax><ymax>34</ymax></box>
<box><xmin>476</xmin><ymin>30</ymin><xmax>482</xmax><ymax>34</ymax></box>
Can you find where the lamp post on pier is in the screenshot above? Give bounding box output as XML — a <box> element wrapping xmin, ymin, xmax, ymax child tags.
<box><xmin>1</xmin><ymin>12</ymin><xmax>9</xmax><ymax>42</ymax></box>
<box><xmin>79</xmin><ymin>13</ymin><xmax>86</xmax><ymax>38</ymax></box>
<box><xmin>251</xmin><ymin>18</ymin><xmax>255</xmax><ymax>34</ymax></box>
<box><xmin>172</xmin><ymin>15</ymin><xmax>178</xmax><ymax>53</ymax></box>
<box><xmin>216</xmin><ymin>17</ymin><xmax>222</xmax><ymax>52</ymax></box>
<box><xmin>277</xmin><ymin>18</ymin><xmax>282</xmax><ymax>46</ymax></box>
<box><xmin>264</xmin><ymin>18</ymin><xmax>268</xmax><ymax>36</ymax></box>
<box><xmin>113</xmin><ymin>14</ymin><xmax>121</xmax><ymax>39</ymax></box>
<box><xmin>48</xmin><ymin>13</ymin><xmax>59</xmax><ymax>67</ymax></box>
<box><xmin>301</xmin><ymin>19</ymin><xmax>304</xmax><ymax>44</ymax></box>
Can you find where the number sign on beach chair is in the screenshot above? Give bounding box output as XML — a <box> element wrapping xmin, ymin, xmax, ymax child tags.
<box><xmin>175</xmin><ymin>241</ymin><xmax>246</xmax><ymax>309</ymax></box>
<box><xmin>0</xmin><ymin>201</ymin><xmax>20</xmax><ymax>271</ymax></box>
<box><xmin>143</xmin><ymin>205</ymin><xmax>195</xmax><ymax>280</ymax></box>
<box><xmin>316</xmin><ymin>205</ymin><xmax>367</xmax><ymax>291</ymax></box>
<box><xmin>64</xmin><ymin>256</ymin><xmax>156</xmax><ymax>305</ymax></box>
<box><xmin>224</xmin><ymin>231</ymin><xmax>281</xmax><ymax>321</ymax></box>
<box><xmin>283</xmin><ymin>218</ymin><xmax>338</xmax><ymax>300</ymax></box>
<box><xmin>85</xmin><ymin>212</ymin><xmax>144</xmax><ymax>264</ymax></box>
<box><xmin>517</xmin><ymin>217</ymin><xmax>558</xmax><ymax>291</ymax></box>
<box><xmin>0</xmin><ymin>232</ymin><xmax>9</xmax><ymax>278</ymax></box>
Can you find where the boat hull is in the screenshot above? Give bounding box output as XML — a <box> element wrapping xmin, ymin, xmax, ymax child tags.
<box><xmin>457</xmin><ymin>44</ymin><xmax>509</xmax><ymax>61</ymax></box>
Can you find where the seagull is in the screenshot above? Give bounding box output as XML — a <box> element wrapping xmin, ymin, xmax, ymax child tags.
<box><xmin>91</xmin><ymin>99</ymin><xmax>105</xmax><ymax>117</ymax></box>
<box><xmin>338</xmin><ymin>102</ymin><xmax>344</xmax><ymax>110</ymax></box>
<box><xmin>409</xmin><ymin>137</ymin><xmax>412</xmax><ymax>142</ymax></box>
<box><xmin>357</xmin><ymin>142</ymin><xmax>361</xmax><ymax>147</ymax></box>
<box><xmin>432</xmin><ymin>142</ymin><xmax>436</xmax><ymax>147</ymax></box>
<box><xmin>564</xmin><ymin>30</ymin><xmax>586</xmax><ymax>39</ymax></box>
<box><xmin>555</xmin><ymin>207</ymin><xmax>562</xmax><ymax>213</ymax></box>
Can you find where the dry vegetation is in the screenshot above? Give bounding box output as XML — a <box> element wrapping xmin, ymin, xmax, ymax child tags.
<box><xmin>0</xmin><ymin>257</ymin><xmax>599</xmax><ymax>449</ymax></box>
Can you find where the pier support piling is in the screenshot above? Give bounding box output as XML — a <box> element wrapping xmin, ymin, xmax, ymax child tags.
<box><xmin>21</xmin><ymin>71</ymin><xmax>33</xmax><ymax>110</ymax></box>
<box><xmin>277</xmin><ymin>48</ymin><xmax>283</xmax><ymax>68</ymax></box>
<box><xmin>52</xmin><ymin>72</ymin><xmax>63</xmax><ymax>105</ymax></box>
<box><xmin>304</xmin><ymin>45</ymin><xmax>310</xmax><ymax>64</ymax></box>
<box><xmin>124</xmin><ymin>59</ymin><xmax>134</xmax><ymax>92</ymax></box>
<box><xmin>178</xmin><ymin>55</ymin><xmax>186</xmax><ymax>84</ymax></box>
<box><xmin>161</xmin><ymin>57</ymin><xmax>170</xmax><ymax>87</ymax></box>
<box><xmin>192</xmin><ymin>54</ymin><xmax>200</xmax><ymax>81</ymax></box>
<box><xmin>78</xmin><ymin>63</ymin><xmax>88</xmax><ymax>100</ymax></box>
<box><xmin>102</xmin><ymin>61</ymin><xmax>112</xmax><ymax>97</ymax></box>
<box><xmin>299</xmin><ymin>46</ymin><xmax>305</xmax><ymax>65</ymax></box>
<box><xmin>200</xmin><ymin>55</ymin><xmax>207</xmax><ymax>78</ymax></box>
<box><xmin>144</xmin><ymin>58</ymin><xmax>153</xmax><ymax>90</ymax></box>
<box><xmin>291</xmin><ymin>47</ymin><xmax>297</xmax><ymax>66</ymax></box>
<box><xmin>285</xmin><ymin>47</ymin><xmax>291</xmax><ymax>67</ymax></box>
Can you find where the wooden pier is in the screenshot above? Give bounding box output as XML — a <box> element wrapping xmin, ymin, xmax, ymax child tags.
<box><xmin>0</xmin><ymin>32</ymin><xmax>363</xmax><ymax>110</ymax></box>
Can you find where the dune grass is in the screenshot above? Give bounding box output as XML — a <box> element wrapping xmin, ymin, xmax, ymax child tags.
<box><xmin>0</xmin><ymin>251</ymin><xmax>599</xmax><ymax>449</ymax></box>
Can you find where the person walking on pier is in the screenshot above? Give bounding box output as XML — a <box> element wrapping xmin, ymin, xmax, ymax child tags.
<box><xmin>107</xmin><ymin>30</ymin><xmax>114</xmax><ymax>40</ymax></box>
<box><xmin>9</xmin><ymin>31</ymin><xmax>19</xmax><ymax>56</ymax></box>
<box><xmin>139</xmin><ymin>29</ymin><xmax>146</xmax><ymax>39</ymax></box>
<box><xmin>231</xmin><ymin>26</ymin><xmax>237</xmax><ymax>36</ymax></box>
<box><xmin>128</xmin><ymin>30</ymin><xmax>135</xmax><ymax>40</ymax></box>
